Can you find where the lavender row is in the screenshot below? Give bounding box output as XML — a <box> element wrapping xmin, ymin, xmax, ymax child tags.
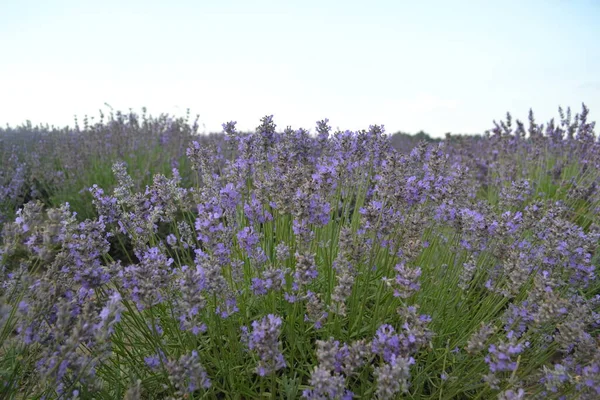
<box><xmin>0</xmin><ymin>106</ymin><xmax>599</xmax><ymax>399</ymax></box>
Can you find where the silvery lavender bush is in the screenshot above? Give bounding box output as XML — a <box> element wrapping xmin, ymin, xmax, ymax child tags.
<box><xmin>1</xmin><ymin>105</ymin><xmax>599</xmax><ymax>399</ymax></box>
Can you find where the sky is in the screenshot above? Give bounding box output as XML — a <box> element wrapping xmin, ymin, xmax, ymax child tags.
<box><xmin>1</xmin><ymin>0</ymin><xmax>599</xmax><ymax>137</ymax></box>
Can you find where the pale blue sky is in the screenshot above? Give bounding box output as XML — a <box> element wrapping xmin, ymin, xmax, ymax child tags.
<box><xmin>1</xmin><ymin>0</ymin><xmax>598</xmax><ymax>137</ymax></box>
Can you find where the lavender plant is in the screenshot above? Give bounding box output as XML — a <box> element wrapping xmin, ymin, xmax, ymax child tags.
<box><xmin>1</xmin><ymin>105</ymin><xmax>599</xmax><ymax>399</ymax></box>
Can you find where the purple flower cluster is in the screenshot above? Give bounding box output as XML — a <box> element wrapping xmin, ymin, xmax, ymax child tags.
<box><xmin>244</xmin><ymin>194</ymin><xmax>273</xmax><ymax>225</ymax></box>
<box><xmin>120</xmin><ymin>246</ymin><xmax>175</xmax><ymax>310</ymax></box>
<box><xmin>241</xmin><ymin>314</ymin><xmax>286</xmax><ymax>376</ymax></box>
<box><xmin>484</xmin><ymin>332</ymin><xmax>526</xmax><ymax>374</ymax></box>
<box><xmin>384</xmin><ymin>261</ymin><xmax>422</xmax><ymax>299</ymax></box>
<box><xmin>173</xmin><ymin>264</ymin><xmax>207</xmax><ymax>335</ymax></box>
<box><xmin>303</xmin><ymin>338</ymin><xmax>370</xmax><ymax>399</ymax></box>
<box><xmin>373</xmin><ymin>354</ymin><xmax>415</xmax><ymax>399</ymax></box>
<box><xmin>251</xmin><ymin>267</ymin><xmax>287</xmax><ymax>296</ymax></box>
<box><xmin>165</xmin><ymin>350</ymin><xmax>211</xmax><ymax>395</ymax></box>
<box><xmin>371</xmin><ymin>306</ymin><xmax>433</xmax><ymax>365</ymax></box>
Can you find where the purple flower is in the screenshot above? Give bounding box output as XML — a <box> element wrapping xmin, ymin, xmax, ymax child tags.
<box><xmin>387</xmin><ymin>262</ymin><xmax>421</xmax><ymax>298</ymax></box>
<box><xmin>540</xmin><ymin>364</ymin><xmax>569</xmax><ymax>393</ymax></box>
<box><xmin>237</xmin><ymin>226</ymin><xmax>260</xmax><ymax>255</ymax></box>
<box><xmin>144</xmin><ymin>355</ymin><xmax>161</xmax><ymax>370</ymax></box>
<box><xmin>165</xmin><ymin>350</ymin><xmax>211</xmax><ymax>394</ymax></box>
<box><xmin>242</xmin><ymin>314</ymin><xmax>286</xmax><ymax>376</ymax></box>
<box><xmin>95</xmin><ymin>291</ymin><xmax>124</xmax><ymax>337</ymax></box>
<box><xmin>302</xmin><ymin>366</ymin><xmax>354</xmax><ymax>399</ymax></box>
<box><xmin>293</xmin><ymin>252</ymin><xmax>318</xmax><ymax>289</ymax></box>
<box><xmin>220</xmin><ymin>183</ymin><xmax>240</xmax><ymax>210</ymax></box>
<box><xmin>166</xmin><ymin>234</ymin><xmax>177</xmax><ymax>246</ymax></box>
<box><xmin>174</xmin><ymin>264</ymin><xmax>208</xmax><ymax>334</ymax></box>
<box><xmin>120</xmin><ymin>247</ymin><xmax>174</xmax><ymax>310</ymax></box>
<box><xmin>498</xmin><ymin>388</ymin><xmax>526</xmax><ymax>400</ymax></box>
<box><xmin>372</xmin><ymin>325</ymin><xmax>401</xmax><ymax>363</ymax></box>
<box><xmin>216</xmin><ymin>296</ymin><xmax>239</xmax><ymax>319</ymax></box>
<box><xmin>244</xmin><ymin>195</ymin><xmax>273</xmax><ymax>224</ymax></box>
<box><xmin>483</xmin><ymin>332</ymin><xmax>525</xmax><ymax>375</ymax></box>
<box><xmin>373</xmin><ymin>354</ymin><xmax>414</xmax><ymax>399</ymax></box>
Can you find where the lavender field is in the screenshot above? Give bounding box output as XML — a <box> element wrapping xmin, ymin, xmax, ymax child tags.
<box><xmin>0</xmin><ymin>105</ymin><xmax>599</xmax><ymax>399</ymax></box>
